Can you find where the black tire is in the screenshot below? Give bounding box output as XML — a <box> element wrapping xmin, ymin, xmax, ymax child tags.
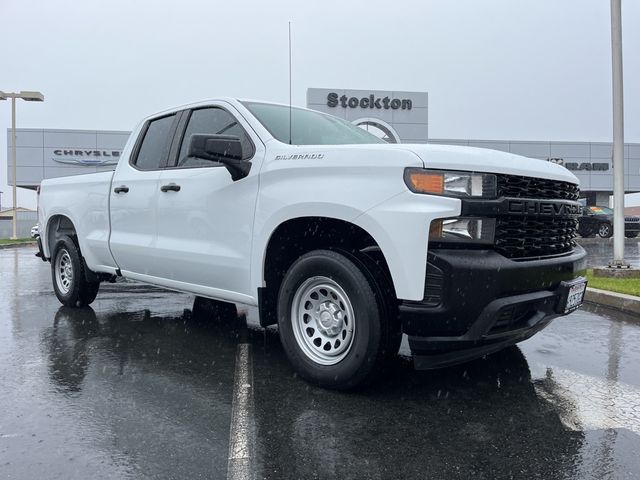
<box><xmin>341</xmin><ymin>249</ymin><xmax>402</xmax><ymax>360</ymax></box>
<box><xmin>191</xmin><ymin>296</ymin><xmax>238</xmax><ymax>322</ymax></box>
<box><xmin>598</xmin><ymin>222</ymin><xmax>613</xmax><ymax>238</ymax></box>
<box><xmin>625</xmin><ymin>232</ymin><xmax>638</xmax><ymax>238</ymax></box>
<box><xmin>277</xmin><ymin>249</ymin><xmax>392</xmax><ymax>390</ymax></box>
<box><xmin>51</xmin><ymin>235</ymin><xmax>100</xmax><ymax>307</ymax></box>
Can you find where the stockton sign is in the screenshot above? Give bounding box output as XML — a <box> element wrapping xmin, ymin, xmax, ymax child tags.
<box><xmin>327</xmin><ymin>92</ymin><xmax>413</xmax><ymax>110</ymax></box>
<box><xmin>52</xmin><ymin>149</ymin><xmax>121</xmax><ymax>166</ymax></box>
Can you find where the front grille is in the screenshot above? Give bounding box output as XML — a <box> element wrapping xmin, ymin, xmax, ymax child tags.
<box><xmin>491</xmin><ymin>173</ymin><xmax>580</xmax><ymax>259</ymax></box>
<box><xmin>497</xmin><ymin>174</ymin><xmax>579</xmax><ymax>201</ymax></box>
<box><xmin>495</xmin><ymin>215</ymin><xmax>578</xmax><ymax>259</ymax></box>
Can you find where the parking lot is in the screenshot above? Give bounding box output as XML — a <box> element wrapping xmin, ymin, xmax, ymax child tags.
<box><xmin>2</xmin><ymin>245</ymin><xmax>640</xmax><ymax>479</ymax></box>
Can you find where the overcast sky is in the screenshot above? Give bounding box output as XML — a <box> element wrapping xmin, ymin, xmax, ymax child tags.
<box><xmin>1</xmin><ymin>0</ymin><xmax>638</xmax><ymax>209</ymax></box>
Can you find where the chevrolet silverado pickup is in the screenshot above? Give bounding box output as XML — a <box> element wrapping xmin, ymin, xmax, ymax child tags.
<box><xmin>37</xmin><ymin>99</ymin><xmax>587</xmax><ymax>390</ymax></box>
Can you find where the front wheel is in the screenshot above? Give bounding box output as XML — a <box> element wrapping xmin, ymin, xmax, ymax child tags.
<box><xmin>277</xmin><ymin>249</ymin><xmax>394</xmax><ymax>390</ymax></box>
<box><xmin>598</xmin><ymin>223</ymin><xmax>612</xmax><ymax>238</ymax></box>
<box><xmin>51</xmin><ymin>235</ymin><xmax>100</xmax><ymax>307</ymax></box>
<box><xmin>625</xmin><ymin>232</ymin><xmax>638</xmax><ymax>239</ymax></box>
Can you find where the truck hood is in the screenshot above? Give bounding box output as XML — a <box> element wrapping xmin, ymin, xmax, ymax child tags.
<box><xmin>400</xmin><ymin>143</ymin><xmax>579</xmax><ymax>185</ymax></box>
<box><xmin>267</xmin><ymin>141</ymin><xmax>579</xmax><ymax>185</ymax></box>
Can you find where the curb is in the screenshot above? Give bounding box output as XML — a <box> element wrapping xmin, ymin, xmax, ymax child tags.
<box><xmin>585</xmin><ymin>287</ymin><xmax>640</xmax><ymax>318</ymax></box>
<box><xmin>0</xmin><ymin>242</ymin><xmax>37</xmax><ymax>250</ymax></box>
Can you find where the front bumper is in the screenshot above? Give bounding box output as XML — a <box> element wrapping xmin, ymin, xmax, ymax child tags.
<box><xmin>400</xmin><ymin>246</ymin><xmax>587</xmax><ymax>369</ymax></box>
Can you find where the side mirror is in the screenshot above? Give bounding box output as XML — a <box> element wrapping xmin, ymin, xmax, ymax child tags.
<box><xmin>188</xmin><ymin>134</ymin><xmax>251</xmax><ymax>181</ymax></box>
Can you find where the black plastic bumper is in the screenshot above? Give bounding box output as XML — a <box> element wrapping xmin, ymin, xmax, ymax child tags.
<box><xmin>400</xmin><ymin>246</ymin><xmax>587</xmax><ymax>369</ymax></box>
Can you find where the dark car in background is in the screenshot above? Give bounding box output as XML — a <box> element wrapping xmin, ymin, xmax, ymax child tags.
<box><xmin>577</xmin><ymin>206</ymin><xmax>640</xmax><ymax>238</ymax></box>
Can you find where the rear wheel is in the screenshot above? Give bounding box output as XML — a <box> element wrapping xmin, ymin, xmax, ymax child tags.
<box><xmin>51</xmin><ymin>235</ymin><xmax>100</xmax><ymax>307</ymax></box>
<box><xmin>277</xmin><ymin>249</ymin><xmax>395</xmax><ymax>390</ymax></box>
<box><xmin>598</xmin><ymin>223</ymin><xmax>612</xmax><ymax>238</ymax></box>
<box><xmin>625</xmin><ymin>232</ymin><xmax>638</xmax><ymax>238</ymax></box>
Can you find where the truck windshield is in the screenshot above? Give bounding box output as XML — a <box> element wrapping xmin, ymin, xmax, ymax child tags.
<box><xmin>242</xmin><ymin>101</ymin><xmax>385</xmax><ymax>145</ymax></box>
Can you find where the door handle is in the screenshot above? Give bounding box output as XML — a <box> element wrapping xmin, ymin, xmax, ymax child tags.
<box><xmin>160</xmin><ymin>183</ymin><xmax>181</xmax><ymax>192</ymax></box>
<box><xmin>114</xmin><ymin>185</ymin><xmax>129</xmax><ymax>194</ymax></box>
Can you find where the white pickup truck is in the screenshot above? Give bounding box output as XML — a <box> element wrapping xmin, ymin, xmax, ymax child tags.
<box><xmin>37</xmin><ymin>99</ymin><xmax>587</xmax><ymax>389</ymax></box>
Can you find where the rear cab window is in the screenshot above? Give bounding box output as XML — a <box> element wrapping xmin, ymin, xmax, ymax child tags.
<box><xmin>132</xmin><ymin>114</ymin><xmax>178</xmax><ymax>170</ymax></box>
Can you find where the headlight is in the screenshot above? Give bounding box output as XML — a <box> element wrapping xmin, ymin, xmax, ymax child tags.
<box><xmin>404</xmin><ymin>168</ymin><xmax>497</xmax><ymax>198</ymax></box>
<box><xmin>429</xmin><ymin>217</ymin><xmax>496</xmax><ymax>244</ymax></box>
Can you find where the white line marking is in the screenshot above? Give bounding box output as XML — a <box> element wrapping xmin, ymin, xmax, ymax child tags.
<box><xmin>531</xmin><ymin>363</ymin><xmax>640</xmax><ymax>434</ymax></box>
<box><xmin>227</xmin><ymin>343</ymin><xmax>255</xmax><ymax>480</ymax></box>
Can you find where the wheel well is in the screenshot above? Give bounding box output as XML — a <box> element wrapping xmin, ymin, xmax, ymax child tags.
<box><xmin>260</xmin><ymin>217</ymin><xmax>395</xmax><ymax>326</ymax></box>
<box><xmin>46</xmin><ymin>215</ymin><xmax>78</xmax><ymax>257</ymax></box>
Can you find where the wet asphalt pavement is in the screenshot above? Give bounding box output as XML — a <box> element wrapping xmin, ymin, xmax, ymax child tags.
<box><xmin>2</xmin><ymin>246</ymin><xmax>640</xmax><ymax>479</ymax></box>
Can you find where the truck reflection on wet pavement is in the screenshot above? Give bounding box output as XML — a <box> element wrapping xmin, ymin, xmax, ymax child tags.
<box><xmin>1</xmin><ymin>246</ymin><xmax>639</xmax><ymax>479</ymax></box>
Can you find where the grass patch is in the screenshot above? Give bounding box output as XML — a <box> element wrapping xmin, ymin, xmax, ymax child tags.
<box><xmin>586</xmin><ymin>269</ymin><xmax>640</xmax><ymax>297</ymax></box>
<box><xmin>0</xmin><ymin>238</ymin><xmax>34</xmax><ymax>245</ymax></box>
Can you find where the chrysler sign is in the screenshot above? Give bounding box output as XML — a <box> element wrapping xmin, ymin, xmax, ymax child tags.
<box><xmin>52</xmin><ymin>149</ymin><xmax>121</xmax><ymax>166</ymax></box>
<box><xmin>327</xmin><ymin>92</ymin><xmax>413</xmax><ymax>110</ymax></box>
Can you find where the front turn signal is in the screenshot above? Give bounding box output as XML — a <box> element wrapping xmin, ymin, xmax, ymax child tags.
<box><xmin>405</xmin><ymin>170</ymin><xmax>444</xmax><ymax>195</ymax></box>
<box><xmin>404</xmin><ymin>168</ymin><xmax>497</xmax><ymax>198</ymax></box>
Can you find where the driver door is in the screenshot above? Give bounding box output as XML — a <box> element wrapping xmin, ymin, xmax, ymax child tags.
<box><xmin>154</xmin><ymin>105</ymin><xmax>264</xmax><ymax>302</ymax></box>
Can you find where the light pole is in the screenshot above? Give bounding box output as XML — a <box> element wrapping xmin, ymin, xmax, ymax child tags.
<box><xmin>0</xmin><ymin>90</ymin><xmax>44</xmax><ymax>239</ymax></box>
<box><xmin>610</xmin><ymin>0</ymin><xmax>626</xmax><ymax>267</ymax></box>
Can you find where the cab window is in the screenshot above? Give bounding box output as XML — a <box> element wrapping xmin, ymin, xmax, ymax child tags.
<box><xmin>174</xmin><ymin>107</ymin><xmax>254</xmax><ymax>168</ymax></box>
<box><xmin>133</xmin><ymin>114</ymin><xmax>177</xmax><ymax>170</ymax></box>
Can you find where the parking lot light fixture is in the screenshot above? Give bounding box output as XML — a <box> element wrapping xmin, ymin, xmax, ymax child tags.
<box><xmin>18</xmin><ymin>91</ymin><xmax>45</xmax><ymax>102</ymax></box>
<box><xmin>0</xmin><ymin>90</ymin><xmax>45</xmax><ymax>239</ymax></box>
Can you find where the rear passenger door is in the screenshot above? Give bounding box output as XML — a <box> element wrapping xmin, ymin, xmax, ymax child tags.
<box><xmin>109</xmin><ymin>112</ymin><xmax>180</xmax><ymax>276</ymax></box>
<box><xmin>154</xmin><ymin>104</ymin><xmax>264</xmax><ymax>302</ymax></box>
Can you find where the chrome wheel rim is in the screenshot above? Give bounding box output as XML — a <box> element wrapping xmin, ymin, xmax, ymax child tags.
<box><xmin>55</xmin><ymin>248</ymin><xmax>73</xmax><ymax>294</ymax></box>
<box><xmin>290</xmin><ymin>276</ymin><xmax>355</xmax><ymax>365</ymax></box>
<box><xmin>599</xmin><ymin>224</ymin><xmax>610</xmax><ymax>237</ymax></box>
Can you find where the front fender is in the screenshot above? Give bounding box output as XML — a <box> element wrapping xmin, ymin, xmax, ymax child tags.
<box><xmin>250</xmin><ymin>193</ymin><xmax>461</xmax><ymax>302</ymax></box>
<box><xmin>250</xmin><ymin>202</ymin><xmax>368</xmax><ymax>294</ymax></box>
<box><xmin>354</xmin><ymin>191</ymin><xmax>461</xmax><ymax>301</ymax></box>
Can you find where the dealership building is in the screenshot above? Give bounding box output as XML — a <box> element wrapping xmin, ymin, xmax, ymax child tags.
<box><xmin>7</xmin><ymin>87</ymin><xmax>640</xmax><ymax>206</ymax></box>
<box><xmin>7</xmin><ymin>128</ymin><xmax>129</xmax><ymax>190</ymax></box>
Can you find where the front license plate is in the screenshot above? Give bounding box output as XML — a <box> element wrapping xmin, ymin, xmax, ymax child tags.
<box><xmin>559</xmin><ymin>278</ymin><xmax>587</xmax><ymax>314</ymax></box>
